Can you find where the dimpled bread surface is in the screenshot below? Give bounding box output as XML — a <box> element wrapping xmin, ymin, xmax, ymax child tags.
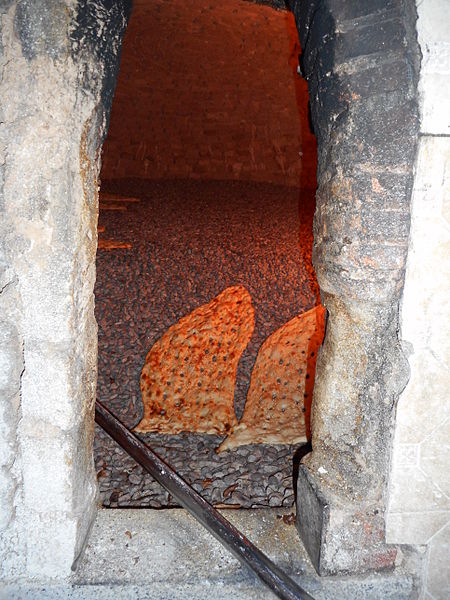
<box><xmin>134</xmin><ymin>285</ymin><xmax>255</xmax><ymax>435</ymax></box>
<box><xmin>217</xmin><ymin>304</ymin><xmax>325</xmax><ymax>452</ymax></box>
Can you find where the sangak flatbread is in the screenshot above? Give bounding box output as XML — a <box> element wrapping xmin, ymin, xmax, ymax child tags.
<box><xmin>134</xmin><ymin>286</ymin><xmax>255</xmax><ymax>435</ymax></box>
<box><xmin>217</xmin><ymin>305</ymin><xmax>325</xmax><ymax>452</ymax></box>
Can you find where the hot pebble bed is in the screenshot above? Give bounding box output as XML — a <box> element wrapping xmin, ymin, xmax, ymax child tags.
<box><xmin>94</xmin><ymin>178</ymin><xmax>319</xmax><ymax>508</ymax></box>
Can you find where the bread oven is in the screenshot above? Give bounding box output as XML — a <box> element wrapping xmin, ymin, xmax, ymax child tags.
<box><xmin>4</xmin><ymin>1</ymin><xmax>446</xmax><ymax>592</ymax></box>
<box><xmin>94</xmin><ymin>0</ymin><xmax>321</xmax><ymax>511</ymax></box>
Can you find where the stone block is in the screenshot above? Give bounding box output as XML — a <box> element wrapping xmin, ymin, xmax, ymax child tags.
<box><xmin>340</xmin><ymin>96</ymin><xmax>418</xmax><ymax>169</ymax></box>
<box><xmin>391</xmin><ymin>443</ymin><xmax>420</xmax><ymax>468</ymax></box>
<box><xmin>419</xmin><ymin>72</ymin><xmax>450</xmax><ymax>135</ymax></box>
<box><xmin>0</xmin><ymin>320</ymin><xmax>22</xmax><ymax>534</ymax></box>
<box><xmin>426</xmin><ymin>522</ymin><xmax>450</xmax><ymax>599</ymax></box>
<box><xmin>360</xmin><ymin>208</ymin><xmax>409</xmax><ymax>241</ymax></box>
<box><xmin>313</xmin><ymin>213</ymin><xmax>408</xmax><ymax>302</ymax></box>
<box><xmin>417</xmin><ymin>0</ymin><xmax>450</xmax><ymax>45</ymax></box>
<box><xmin>338</xmin><ymin>59</ymin><xmax>411</xmax><ymax>99</ymax></box>
<box><xmin>20</xmin><ymin>348</ymin><xmax>73</xmax><ymax>428</ymax></box>
<box><xmin>358</xmin><ymin>242</ymin><xmax>407</xmax><ymax>275</ymax></box>
<box><xmin>386</xmin><ymin>511</ymin><xmax>449</xmax><ymax>545</ymax></box>
<box><xmin>20</xmin><ymin>432</ymin><xmax>76</xmax><ymax>513</ymax></box>
<box><xmin>412</xmin><ymin>136</ymin><xmax>450</xmax><ymax>193</ymax></box>
<box><xmin>18</xmin><ymin>264</ymin><xmax>73</xmax><ymax>345</ymax></box>
<box><xmin>0</xmin><ymin>420</ymin><xmax>16</xmax><ymax>466</ymax></box>
<box><xmin>399</xmin><ymin>138</ymin><xmax>450</xmax><ymax>371</ymax></box>
<box><xmin>420</xmin><ymin>420</ymin><xmax>450</xmax><ymax>497</ymax></box>
<box><xmin>0</xmin><ymin>469</ymin><xmax>16</xmax><ymax>531</ymax></box>
<box><xmin>328</xmin><ymin>0</ymin><xmax>397</xmax><ymax>21</ymax></box>
<box><xmin>388</xmin><ymin>466</ymin><xmax>448</xmax><ymax>514</ymax></box>
<box><xmin>337</xmin><ymin>18</ymin><xmax>406</xmax><ymax>63</ymax></box>
<box><xmin>25</xmin><ymin>513</ymin><xmax>78</xmax><ymax>578</ymax></box>
<box><xmin>394</xmin><ymin>350</ymin><xmax>450</xmax><ymax>444</ymax></box>
<box><xmin>0</xmin><ymin>321</ymin><xmax>23</xmax><ymax>397</ymax></box>
<box><xmin>443</xmin><ymin>183</ymin><xmax>450</xmax><ymax>226</ymax></box>
<box><xmin>352</xmin><ymin>170</ymin><xmax>412</xmax><ymax>211</ymax></box>
<box><xmin>295</xmin><ymin>463</ymin><xmax>327</xmax><ymax>571</ymax></box>
<box><xmin>296</xmin><ymin>465</ymin><xmax>397</xmax><ymax>575</ymax></box>
<box><xmin>416</xmin><ymin>1</ymin><xmax>450</xmax><ymax>136</ymax></box>
<box><xmin>401</xmin><ymin>290</ymin><xmax>450</xmax><ymax>370</ymax></box>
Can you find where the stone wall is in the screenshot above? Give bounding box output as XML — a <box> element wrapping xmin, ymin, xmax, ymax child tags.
<box><xmin>100</xmin><ymin>0</ymin><xmax>316</xmax><ymax>187</ymax></box>
<box><xmin>289</xmin><ymin>0</ymin><xmax>421</xmax><ymax>576</ymax></box>
<box><xmin>387</xmin><ymin>1</ymin><xmax>450</xmax><ymax>598</ymax></box>
<box><xmin>0</xmin><ymin>0</ymin><xmax>130</xmax><ymax>580</ymax></box>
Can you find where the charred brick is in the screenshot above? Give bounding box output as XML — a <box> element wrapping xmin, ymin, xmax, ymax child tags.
<box><xmin>327</xmin><ymin>0</ymin><xmax>397</xmax><ymax>21</ymax></box>
<box><xmin>336</xmin><ymin>17</ymin><xmax>407</xmax><ymax>63</ymax></box>
<box><xmin>339</xmin><ymin>60</ymin><xmax>412</xmax><ymax>99</ymax></box>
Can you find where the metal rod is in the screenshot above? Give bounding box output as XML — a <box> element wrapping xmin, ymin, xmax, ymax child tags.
<box><xmin>95</xmin><ymin>400</ymin><xmax>314</xmax><ymax>600</ymax></box>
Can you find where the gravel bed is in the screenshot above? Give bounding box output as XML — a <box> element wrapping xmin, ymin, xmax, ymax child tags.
<box><xmin>94</xmin><ymin>178</ymin><xmax>319</xmax><ymax>508</ymax></box>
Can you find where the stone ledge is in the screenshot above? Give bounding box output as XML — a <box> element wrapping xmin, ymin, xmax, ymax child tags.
<box><xmin>2</xmin><ymin>508</ymin><xmax>421</xmax><ymax>599</ymax></box>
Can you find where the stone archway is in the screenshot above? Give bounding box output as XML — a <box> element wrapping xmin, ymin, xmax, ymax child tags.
<box><xmin>0</xmin><ymin>0</ymin><xmax>427</xmax><ymax>584</ymax></box>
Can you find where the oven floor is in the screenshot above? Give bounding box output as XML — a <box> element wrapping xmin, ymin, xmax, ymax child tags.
<box><xmin>94</xmin><ymin>178</ymin><xmax>319</xmax><ymax>508</ymax></box>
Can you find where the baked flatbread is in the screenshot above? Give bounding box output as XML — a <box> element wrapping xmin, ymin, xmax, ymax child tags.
<box><xmin>217</xmin><ymin>305</ymin><xmax>325</xmax><ymax>452</ymax></box>
<box><xmin>134</xmin><ymin>286</ymin><xmax>255</xmax><ymax>435</ymax></box>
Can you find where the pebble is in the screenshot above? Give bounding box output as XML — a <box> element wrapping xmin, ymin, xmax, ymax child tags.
<box><xmin>269</xmin><ymin>493</ymin><xmax>284</xmax><ymax>507</ymax></box>
<box><xmin>128</xmin><ymin>474</ymin><xmax>142</xmax><ymax>485</ymax></box>
<box><xmin>94</xmin><ymin>179</ymin><xmax>318</xmax><ymax>509</ymax></box>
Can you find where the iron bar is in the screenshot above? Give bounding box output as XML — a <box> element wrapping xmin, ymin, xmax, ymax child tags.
<box><xmin>95</xmin><ymin>400</ymin><xmax>314</xmax><ymax>600</ymax></box>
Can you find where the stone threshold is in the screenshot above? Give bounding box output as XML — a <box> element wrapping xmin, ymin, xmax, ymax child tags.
<box><xmin>3</xmin><ymin>508</ymin><xmax>421</xmax><ymax>599</ymax></box>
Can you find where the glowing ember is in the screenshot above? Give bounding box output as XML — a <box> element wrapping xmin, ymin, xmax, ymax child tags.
<box><xmin>99</xmin><ymin>203</ymin><xmax>128</xmax><ymax>211</ymax></box>
<box><xmin>97</xmin><ymin>240</ymin><xmax>132</xmax><ymax>250</ymax></box>
<box><xmin>217</xmin><ymin>305</ymin><xmax>325</xmax><ymax>452</ymax></box>
<box><xmin>134</xmin><ymin>286</ymin><xmax>254</xmax><ymax>435</ymax></box>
